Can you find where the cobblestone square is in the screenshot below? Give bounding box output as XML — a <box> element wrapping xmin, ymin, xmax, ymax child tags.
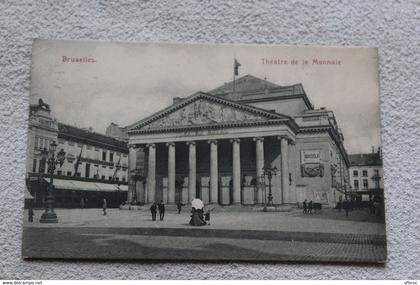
<box><xmin>22</xmin><ymin>207</ymin><xmax>387</xmax><ymax>262</ymax></box>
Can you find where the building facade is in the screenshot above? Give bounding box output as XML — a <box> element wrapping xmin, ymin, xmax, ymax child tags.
<box><xmin>26</xmin><ymin>100</ymin><xmax>129</xmax><ymax>208</ymax></box>
<box><xmin>348</xmin><ymin>149</ymin><xmax>383</xmax><ymax>200</ymax></box>
<box><xmin>125</xmin><ymin>75</ymin><xmax>350</xmax><ymax>207</ymax></box>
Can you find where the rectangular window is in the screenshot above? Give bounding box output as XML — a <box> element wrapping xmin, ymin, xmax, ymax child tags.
<box><xmin>67</xmin><ymin>171</ymin><xmax>72</xmax><ymax>176</ymax></box>
<box><xmin>353</xmin><ymin>170</ymin><xmax>358</xmax><ymax>177</ymax></box>
<box><xmin>57</xmin><ymin>170</ymin><xmax>62</xmax><ymax>175</ymax></box>
<box><xmin>362</xmin><ymin>170</ymin><xmax>368</xmax><ymax>177</ymax></box>
<box><xmin>122</xmin><ymin>177</ymin><xmax>126</xmax><ymax>182</ymax></box>
<box><xmin>32</xmin><ymin>159</ymin><xmax>37</xmax><ymax>173</ymax></box>
<box><xmin>115</xmin><ymin>177</ymin><xmax>119</xmax><ymax>181</ymax></box>
<box><xmin>354</xmin><ymin>180</ymin><xmax>359</xmax><ymax>190</ymax></box>
<box><xmin>109</xmin><ymin>152</ymin><xmax>114</xmax><ymax>162</ymax></box>
<box><xmin>101</xmin><ymin>175</ymin><xmax>105</xmax><ymax>180</ymax></box>
<box><xmin>34</xmin><ymin>137</ymin><xmax>39</xmax><ymax>149</ymax></box>
<box><xmin>363</xmin><ymin>179</ymin><xmax>368</xmax><ymax>189</ymax></box>
<box><xmin>109</xmin><ymin>176</ymin><xmax>112</xmax><ymax>181</ymax></box>
<box><xmin>102</xmin><ymin>151</ymin><xmax>107</xmax><ymax>161</ymax></box>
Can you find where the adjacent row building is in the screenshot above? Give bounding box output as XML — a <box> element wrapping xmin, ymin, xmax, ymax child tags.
<box><xmin>26</xmin><ymin>99</ymin><xmax>128</xmax><ymax>208</ymax></box>
<box><xmin>348</xmin><ymin>149</ymin><xmax>384</xmax><ymax>201</ymax></box>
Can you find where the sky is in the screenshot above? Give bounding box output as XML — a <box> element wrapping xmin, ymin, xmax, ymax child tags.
<box><xmin>30</xmin><ymin>39</ymin><xmax>382</xmax><ymax>154</ymax></box>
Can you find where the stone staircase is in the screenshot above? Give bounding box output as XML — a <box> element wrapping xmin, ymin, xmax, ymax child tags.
<box><xmin>120</xmin><ymin>203</ymin><xmax>294</xmax><ymax>212</ymax></box>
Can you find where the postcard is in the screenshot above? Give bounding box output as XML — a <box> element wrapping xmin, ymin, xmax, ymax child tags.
<box><xmin>22</xmin><ymin>39</ymin><xmax>386</xmax><ymax>262</ymax></box>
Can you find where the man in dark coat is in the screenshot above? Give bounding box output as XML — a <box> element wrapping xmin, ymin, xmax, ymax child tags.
<box><xmin>302</xmin><ymin>199</ymin><xmax>307</xmax><ymax>214</ymax></box>
<box><xmin>308</xmin><ymin>200</ymin><xmax>313</xmax><ymax>214</ymax></box>
<box><xmin>158</xmin><ymin>200</ymin><xmax>165</xmax><ymax>221</ymax></box>
<box><xmin>150</xmin><ymin>202</ymin><xmax>157</xmax><ymax>221</ymax></box>
<box><xmin>177</xmin><ymin>201</ymin><xmax>182</xmax><ymax>214</ymax></box>
<box><xmin>343</xmin><ymin>198</ymin><xmax>350</xmax><ymax>217</ymax></box>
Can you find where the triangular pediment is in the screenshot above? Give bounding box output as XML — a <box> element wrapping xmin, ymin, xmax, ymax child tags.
<box><xmin>128</xmin><ymin>92</ymin><xmax>288</xmax><ymax>132</ymax></box>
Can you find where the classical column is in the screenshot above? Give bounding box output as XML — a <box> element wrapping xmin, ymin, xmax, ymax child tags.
<box><xmin>253</xmin><ymin>137</ymin><xmax>264</xmax><ymax>204</ymax></box>
<box><xmin>187</xmin><ymin>141</ymin><xmax>196</xmax><ymax>203</ymax></box>
<box><xmin>167</xmin><ymin>142</ymin><xmax>176</xmax><ymax>204</ymax></box>
<box><xmin>147</xmin><ymin>143</ymin><xmax>156</xmax><ymax>203</ymax></box>
<box><xmin>279</xmin><ymin>136</ymin><xmax>289</xmax><ymax>204</ymax></box>
<box><xmin>208</xmin><ymin>140</ymin><xmax>218</xmax><ymax>204</ymax></box>
<box><xmin>231</xmin><ymin>138</ymin><xmax>241</xmax><ymax>204</ymax></box>
<box><xmin>128</xmin><ymin>146</ymin><xmax>137</xmax><ymax>203</ymax></box>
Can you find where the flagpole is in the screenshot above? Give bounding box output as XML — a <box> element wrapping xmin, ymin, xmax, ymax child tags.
<box><xmin>232</xmin><ymin>58</ymin><xmax>236</xmax><ymax>98</ymax></box>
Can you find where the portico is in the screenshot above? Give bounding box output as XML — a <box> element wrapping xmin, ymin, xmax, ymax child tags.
<box><xmin>127</xmin><ymin>92</ymin><xmax>296</xmax><ymax>206</ymax></box>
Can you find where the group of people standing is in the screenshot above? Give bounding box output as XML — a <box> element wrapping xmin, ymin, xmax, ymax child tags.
<box><xmin>150</xmin><ymin>200</ymin><xmax>165</xmax><ymax>221</ymax></box>
<box><xmin>335</xmin><ymin>197</ymin><xmax>352</xmax><ymax>216</ymax></box>
<box><xmin>302</xmin><ymin>199</ymin><xmax>314</xmax><ymax>214</ymax></box>
<box><xmin>149</xmin><ymin>200</ymin><xmax>211</xmax><ymax>226</ymax></box>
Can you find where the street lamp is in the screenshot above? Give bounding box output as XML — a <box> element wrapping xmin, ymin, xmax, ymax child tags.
<box><xmin>39</xmin><ymin>141</ymin><xmax>66</xmax><ymax>223</ymax></box>
<box><xmin>263</xmin><ymin>164</ymin><xmax>278</xmax><ymax>211</ymax></box>
<box><xmin>131</xmin><ymin>168</ymin><xmax>145</xmax><ymax>205</ymax></box>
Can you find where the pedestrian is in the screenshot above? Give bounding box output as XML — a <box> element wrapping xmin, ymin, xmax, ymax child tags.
<box><xmin>369</xmin><ymin>199</ymin><xmax>375</xmax><ymax>214</ymax></box>
<box><xmin>158</xmin><ymin>200</ymin><xmax>165</xmax><ymax>221</ymax></box>
<box><xmin>338</xmin><ymin>196</ymin><xmax>343</xmax><ymax>212</ymax></box>
<box><xmin>343</xmin><ymin>198</ymin><xmax>350</xmax><ymax>217</ymax></box>
<box><xmin>102</xmin><ymin>198</ymin><xmax>107</xmax><ymax>215</ymax></box>
<box><xmin>302</xmin><ymin>199</ymin><xmax>307</xmax><ymax>214</ymax></box>
<box><xmin>177</xmin><ymin>201</ymin><xmax>182</xmax><ymax>214</ymax></box>
<box><xmin>308</xmin><ymin>200</ymin><xmax>313</xmax><ymax>214</ymax></box>
<box><xmin>205</xmin><ymin>210</ymin><xmax>211</xmax><ymax>226</ymax></box>
<box><xmin>150</xmin><ymin>202</ymin><xmax>157</xmax><ymax>221</ymax></box>
<box><xmin>28</xmin><ymin>202</ymin><xmax>34</xmax><ymax>223</ymax></box>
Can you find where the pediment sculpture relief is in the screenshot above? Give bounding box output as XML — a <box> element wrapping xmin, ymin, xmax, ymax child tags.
<box><xmin>144</xmin><ymin>99</ymin><xmax>266</xmax><ymax>129</ymax></box>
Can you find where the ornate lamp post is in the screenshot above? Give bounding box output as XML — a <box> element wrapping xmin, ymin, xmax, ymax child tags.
<box><xmin>263</xmin><ymin>164</ymin><xmax>278</xmax><ymax>211</ymax></box>
<box><xmin>40</xmin><ymin>141</ymin><xmax>66</xmax><ymax>223</ymax></box>
<box><xmin>131</xmin><ymin>168</ymin><xmax>145</xmax><ymax>205</ymax></box>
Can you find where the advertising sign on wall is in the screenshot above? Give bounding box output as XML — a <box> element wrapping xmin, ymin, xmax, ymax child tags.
<box><xmin>301</xmin><ymin>150</ymin><xmax>321</xmax><ymax>164</ymax></box>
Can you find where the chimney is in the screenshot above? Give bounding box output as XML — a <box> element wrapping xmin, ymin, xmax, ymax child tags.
<box><xmin>377</xmin><ymin>147</ymin><xmax>382</xmax><ymax>159</ymax></box>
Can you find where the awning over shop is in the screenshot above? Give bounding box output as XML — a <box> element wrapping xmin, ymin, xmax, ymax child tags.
<box><xmin>45</xmin><ymin>178</ymin><xmax>128</xmax><ymax>192</ymax></box>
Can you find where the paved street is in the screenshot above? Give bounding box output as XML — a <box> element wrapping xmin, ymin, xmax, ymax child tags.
<box><xmin>22</xmin><ymin>208</ymin><xmax>387</xmax><ymax>262</ymax></box>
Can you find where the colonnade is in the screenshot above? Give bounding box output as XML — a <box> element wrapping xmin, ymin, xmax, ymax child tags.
<box><xmin>128</xmin><ymin>136</ymin><xmax>290</xmax><ymax>205</ymax></box>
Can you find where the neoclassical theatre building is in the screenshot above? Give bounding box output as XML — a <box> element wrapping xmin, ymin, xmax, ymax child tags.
<box><xmin>125</xmin><ymin>75</ymin><xmax>350</xmax><ymax>207</ymax></box>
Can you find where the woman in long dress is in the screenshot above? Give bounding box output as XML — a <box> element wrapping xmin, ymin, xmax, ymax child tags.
<box><xmin>189</xmin><ymin>207</ymin><xmax>206</xmax><ymax>226</ymax></box>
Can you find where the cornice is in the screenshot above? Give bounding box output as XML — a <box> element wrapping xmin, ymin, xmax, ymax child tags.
<box><xmin>128</xmin><ymin>118</ymin><xmax>293</xmax><ymax>135</ymax></box>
